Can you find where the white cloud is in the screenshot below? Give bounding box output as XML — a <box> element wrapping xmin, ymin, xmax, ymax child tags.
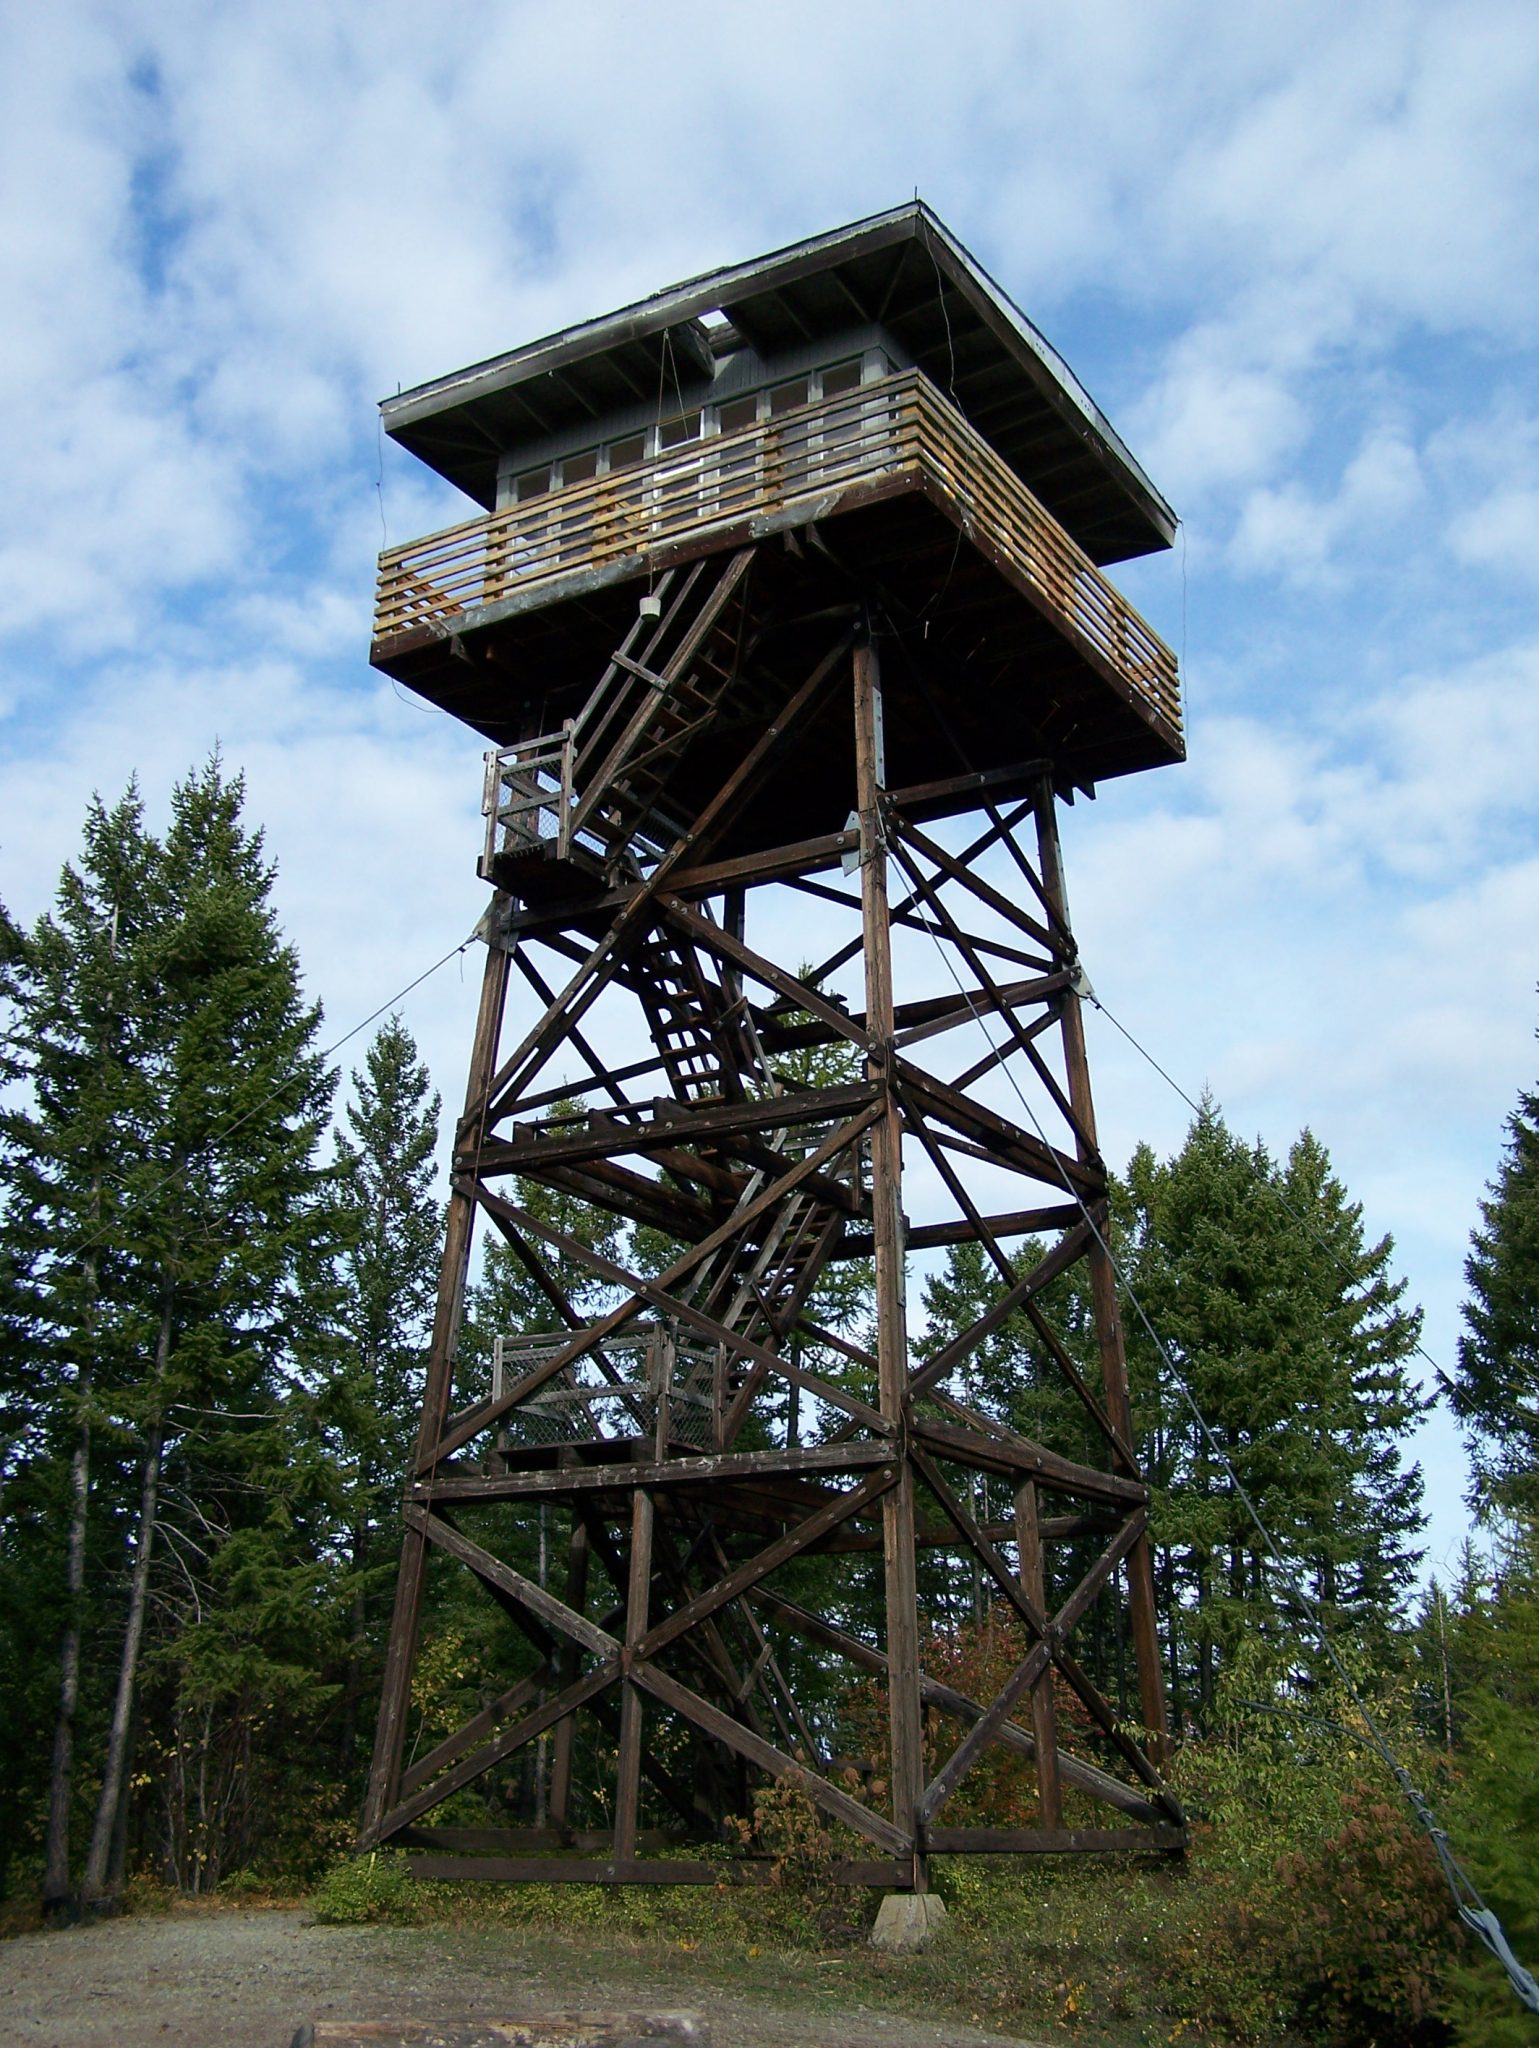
<box><xmin>5</xmin><ymin>0</ymin><xmax>1539</xmax><ymax>1579</ymax></box>
<box><xmin>1448</xmin><ymin>486</ymin><xmax>1539</xmax><ymax>582</ymax></box>
<box><xmin>1229</xmin><ymin>425</ymin><xmax>1425</xmax><ymax>587</ymax></box>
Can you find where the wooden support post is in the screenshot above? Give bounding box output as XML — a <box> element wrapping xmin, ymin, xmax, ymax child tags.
<box><xmin>361</xmin><ymin>914</ymin><xmax>512</xmax><ymax>1847</ymax></box>
<box><xmin>548</xmin><ymin>1520</ymin><xmax>591</xmax><ymax>1835</ymax></box>
<box><xmin>361</xmin><ymin>580</ymin><xmax>1181</xmax><ymax>1878</ymax></box>
<box><xmin>855</xmin><ymin>635</ymin><xmax>925</xmax><ymax>1890</ymax></box>
<box><xmin>1015</xmin><ymin>1480</ymin><xmax>1062</xmax><ymax>1826</ymax></box>
<box><xmin>613</xmin><ymin>1488</ymin><xmax>655</xmax><ymax>1861</ymax></box>
<box><xmin>1032</xmin><ymin>780</ymin><xmax>1169</xmax><ymax>1760</ymax></box>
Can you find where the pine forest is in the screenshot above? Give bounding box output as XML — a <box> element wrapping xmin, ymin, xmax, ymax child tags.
<box><xmin>2</xmin><ymin>760</ymin><xmax>1537</xmax><ymax>2047</ymax></box>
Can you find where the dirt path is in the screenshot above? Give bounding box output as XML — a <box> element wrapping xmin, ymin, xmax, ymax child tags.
<box><xmin>0</xmin><ymin>1908</ymin><xmax>1050</xmax><ymax>2048</ymax></box>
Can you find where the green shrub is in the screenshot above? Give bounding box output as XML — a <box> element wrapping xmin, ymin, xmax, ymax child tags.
<box><xmin>1275</xmin><ymin>1783</ymin><xmax>1460</xmax><ymax>2044</ymax></box>
<box><xmin>310</xmin><ymin>1851</ymin><xmax>424</xmax><ymax>1926</ymax></box>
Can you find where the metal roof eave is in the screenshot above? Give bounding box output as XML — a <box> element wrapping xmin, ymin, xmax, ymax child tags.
<box><xmin>381</xmin><ymin>203</ymin><xmax>1177</xmax><ymax>561</ymax></box>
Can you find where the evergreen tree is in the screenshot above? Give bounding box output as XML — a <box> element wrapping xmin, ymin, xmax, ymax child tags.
<box><xmin>3</xmin><ymin>761</ymin><xmax>345</xmax><ymax>1906</ymax></box>
<box><xmin>1</xmin><ymin>790</ymin><xmax>165</xmax><ymax>1913</ymax></box>
<box><xmin>1441</xmin><ymin>1518</ymin><xmax>1539</xmax><ymax>2044</ymax></box>
<box><xmin>918</xmin><ymin>1236</ymin><xmax>1095</xmax><ymax>1634</ymax></box>
<box><xmin>462</xmin><ymin>1108</ymin><xmax>629</xmax><ymax>1396</ymax></box>
<box><xmin>1126</xmin><ymin>1108</ymin><xmax>1427</xmax><ymax>1713</ymax></box>
<box><xmin>1451</xmin><ymin>1050</ymin><xmax>1539</xmax><ymax>1520</ymax></box>
<box><xmin>326</xmin><ymin>1016</ymin><xmax>442</xmax><ymax>1771</ymax></box>
<box><xmin>86</xmin><ymin>759</ymin><xmax>344</xmax><ymax>1901</ymax></box>
<box><xmin>916</xmin><ymin>1106</ymin><xmax>1428</xmax><ymax>1727</ymax></box>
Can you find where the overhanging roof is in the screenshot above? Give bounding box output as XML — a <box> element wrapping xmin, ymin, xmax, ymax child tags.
<box><xmin>381</xmin><ymin>203</ymin><xmax>1176</xmax><ymax>567</ymax></box>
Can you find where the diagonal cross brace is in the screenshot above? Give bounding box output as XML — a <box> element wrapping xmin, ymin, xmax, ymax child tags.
<box><xmin>423</xmin><ymin>1108</ymin><xmax>886</xmax><ymax>1468</ymax></box>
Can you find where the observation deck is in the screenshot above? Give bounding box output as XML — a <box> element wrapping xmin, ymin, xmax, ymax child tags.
<box><xmin>369</xmin><ymin>204</ymin><xmax>1183</xmax><ymax>851</ymax></box>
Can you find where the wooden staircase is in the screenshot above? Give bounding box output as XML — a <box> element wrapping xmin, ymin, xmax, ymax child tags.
<box><xmin>481</xmin><ymin>549</ymin><xmax>760</xmax><ymax>884</ymax></box>
<box><xmin>635</xmin><ymin>931</ymin><xmax>760</xmax><ymax>1105</ymax></box>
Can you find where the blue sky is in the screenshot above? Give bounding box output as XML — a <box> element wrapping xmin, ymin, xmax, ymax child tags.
<box><xmin>4</xmin><ymin>0</ymin><xmax>1538</xmax><ymax>1579</ymax></box>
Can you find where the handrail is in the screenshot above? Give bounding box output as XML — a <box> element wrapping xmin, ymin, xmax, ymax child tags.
<box><xmin>376</xmin><ymin>370</ymin><xmax>1181</xmax><ymax>740</ymax></box>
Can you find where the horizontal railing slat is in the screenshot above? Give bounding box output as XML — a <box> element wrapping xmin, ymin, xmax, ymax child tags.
<box><xmin>374</xmin><ymin>372</ymin><xmax>1180</xmax><ymax>739</ymax></box>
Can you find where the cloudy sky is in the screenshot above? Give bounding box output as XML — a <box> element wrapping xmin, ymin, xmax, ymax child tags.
<box><xmin>4</xmin><ymin>0</ymin><xmax>1537</xmax><ymax>1576</ymax></box>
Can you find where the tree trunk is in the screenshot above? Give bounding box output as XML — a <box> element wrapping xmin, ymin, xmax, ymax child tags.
<box><xmin>339</xmin><ymin>1507</ymin><xmax>369</xmax><ymax>1772</ymax></box>
<box><xmin>1162</xmin><ymin>1542</ymin><xmax>1183</xmax><ymax>1736</ymax></box>
<box><xmin>82</xmin><ymin>1292</ymin><xmax>172</xmax><ymax>1908</ymax></box>
<box><xmin>42</xmin><ymin>1335</ymin><xmax>94</xmax><ymax>1922</ymax></box>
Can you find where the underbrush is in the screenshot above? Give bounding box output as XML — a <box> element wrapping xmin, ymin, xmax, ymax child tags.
<box><xmin>309</xmin><ymin>1705</ymin><xmax>1492</xmax><ymax>2047</ymax></box>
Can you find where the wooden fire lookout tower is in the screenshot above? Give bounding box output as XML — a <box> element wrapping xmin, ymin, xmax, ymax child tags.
<box><xmin>362</xmin><ymin>204</ymin><xmax>1188</xmax><ymax>1890</ymax></box>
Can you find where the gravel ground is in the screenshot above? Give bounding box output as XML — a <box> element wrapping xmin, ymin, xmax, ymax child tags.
<box><xmin>0</xmin><ymin>1909</ymin><xmax>1048</xmax><ymax>2048</ymax></box>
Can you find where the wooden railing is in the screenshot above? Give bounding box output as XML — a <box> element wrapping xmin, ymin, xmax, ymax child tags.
<box><xmin>375</xmin><ymin>371</ymin><xmax>1181</xmax><ymax>739</ymax></box>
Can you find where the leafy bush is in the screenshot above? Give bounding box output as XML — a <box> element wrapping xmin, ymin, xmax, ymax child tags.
<box><xmin>1276</xmin><ymin>1784</ymin><xmax>1459</xmax><ymax>2043</ymax></box>
<box><xmin>310</xmin><ymin>1850</ymin><xmax>425</xmax><ymax>1925</ymax></box>
<box><xmin>299</xmin><ymin>1694</ymin><xmax>1484</xmax><ymax>2046</ymax></box>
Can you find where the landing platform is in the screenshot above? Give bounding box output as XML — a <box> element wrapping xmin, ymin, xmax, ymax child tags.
<box><xmin>371</xmin><ymin>373</ymin><xmax>1182</xmax><ymax>855</ymax></box>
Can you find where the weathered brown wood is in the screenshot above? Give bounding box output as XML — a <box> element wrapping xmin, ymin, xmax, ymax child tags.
<box><xmin>887</xmin><ymin>831</ymin><xmax>1098</xmax><ymax>1159</ymax></box>
<box><xmin>410</xmin><ymin>1508</ymin><xmax>620</xmax><ymax>1658</ymax></box>
<box><xmin>913</xmin><ymin>1440</ymin><xmax>1160</xmax><ymax>1775</ymax></box>
<box><xmin>900</xmin><ymin>1095</ymin><xmax>1135</xmax><ymax>1466</ymax></box>
<box><xmin>382</xmin><ymin>1514</ymin><xmax>701</xmax><ymax>1844</ymax></box>
<box><xmin>636</xmin><ymin>1463</ymin><xmax>895</xmax><ymax>1663</ymax></box>
<box><xmin>896</xmin><ymin>1061</ymin><xmax>1104</xmax><ymax>1197</ymax></box>
<box><xmin>746</xmin><ymin>1588</ymin><xmax>1163</xmax><ymax>1822</ymax></box>
<box><xmin>400</xmin><ymin>1672</ymin><xmax>545</xmax><ymax>1801</ymax></box>
<box><xmin>548</xmin><ymin>1520</ymin><xmax>590</xmax><ymax>1834</ymax></box>
<box><xmin>708</xmin><ymin>1538</ymin><xmax>822</xmax><ymax>1763</ymax></box>
<box><xmin>853</xmin><ymin>636</ymin><xmax>925</xmax><ymax>1890</ymax></box>
<box><xmin>910</xmin><ymin>1415</ymin><xmax>1147</xmax><ymax>1507</ymax></box>
<box><xmin>466</xmin><ymin>1174</ymin><xmax>888</xmax><ymax>1439</ymax></box>
<box><xmin>775</xmin><ymin>794</ymin><xmax>1041</xmax><ymax>1007</ymax></box>
<box><xmin>643</xmin><ymin>1523</ymin><xmax>787</xmax><ymax>1754</ymax></box>
<box><xmin>402</xmin><ymin>1854</ymin><xmax>906</xmax><ymax>1887</ymax></box>
<box><xmin>417</xmin><ymin>1439</ymin><xmax>893</xmax><ymax>1504</ymax></box>
<box><xmin>924</xmin><ymin>1825</ymin><xmax>1185</xmax><ymax>1855</ymax></box>
<box><xmin>897</xmin><ymin>1056</ymin><xmax>1098</xmax><ymax>1196</ymax></box>
<box><xmin>628</xmin><ymin>1659</ymin><xmax>911</xmax><ymax>1858</ymax></box>
<box><xmin>659</xmin><ymin>894</ymin><xmax>874</xmax><ymax>1055</ymax></box>
<box><xmin>1016</xmin><ymin>1478</ymin><xmax>1062</xmax><ymax>1827</ymax></box>
<box><xmin>917</xmin><ymin>1630</ymin><xmax>1052</xmax><ymax>1828</ymax></box>
<box><xmin>381</xmin><ymin>1659</ymin><xmax>623</xmax><ymax>1840</ymax></box>
<box><xmin>476</xmin><ymin>1080</ymin><xmax>877</xmax><ymax>1175</ymax></box>
<box><xmin>511</xmin><ymin>945</ymin><xmax>630</xmax><ymax>1112</ymax></box>
<box><xmin>572</xmin><ymin>549</ymin><xmax>756</xmax><ymax>841</ymax></box>
<box><xmin>373</xmin><ymin>375</ymin><xmax>1180</xmax><ymax>742</ymax></box>
<box><xmin>481</xmin><ymin>627</ymin><xmax>856</xmax><ymax>1123</ymax></box>
<box><xmin>1034</xmin><ymin>772</ymin><xmax>1170</xmax><ymax>1760</ymax></box>
<box><xmin>916</xmin><ymin>1510</ymin><xmax>1147</xmax><ymax>1825</ymax></box>
<box><xmin>891</xmin><ymin>971</ymin><xmax>1069</xmax><ymax>1049</ymax></box>
<box><xmin>899</xmin><ymin>1224</ymin><xmax>1095</xmax><ymax>1408</ymax></box>
<box><xmin>360</xmin><ymin>922</ymin><xmax>512</xmax><ymax>1849</ymax></box>
<box><xmin>427</xmin><ymin>1129</ymin><xmax>887</xmax><ymax>1466</ymax></box>
<box><xmin>295</xmin><ymin>2010</ymin><xmax>712</xmax><ymax>2048</ymax></box>
<box><xmin>949</xmin><ymin>1005</ymin><xmax>1060</xmax><ymax>1097</ymax></box>
<box><xmin>367</xmin><ymin>289</ymin><xmax>1186</xmax><ymax>1890</ymax></box>
<box><xmin>613</xmin><ymin>1489</ymin><xmax>654</xmax><ymax>1860</ymax></box>
<box><xmin>519</xmin><ymin>1155</ymin><xmax>713</xmax><ymax>1241</ymax></box>
<box><xmin>399</xmin><ymin>1826</ymin><xmax>684</xmax><ymax>1854</ymax></box>
<box><xmin>895</xmin><ymin>811</ymin><xmax>1064</xmax><ymax>957</ymax></box>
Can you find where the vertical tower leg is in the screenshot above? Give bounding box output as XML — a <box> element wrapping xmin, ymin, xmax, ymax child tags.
<box><xmin>612</xmin><ymin>1489</ymin><xmax>654</xmax><ymax>1861</ymax></box>
<box><xmin>1014</xmin><ymin>1478</ymin><xmax>1062</xmax><ymax>1824</ymax></box>
<box><xmin>855</xmin><ymin>637</ymin><xmax>925</xmax><ymax>1890</ymax></box>
<box><xmin>1033</xmin><ymin>781</ymin><xmax>1169</xmax><ymax>1758</ymax></box>
<box><xmin>361</xmin><ymin>912</ymin><xmax>513</xmax><ymax>1846</ymax></box>
<box><xmin>547</xmin><ymin>1521</ymin><xmax>589</xmax><ymax>1836</ymax></box>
